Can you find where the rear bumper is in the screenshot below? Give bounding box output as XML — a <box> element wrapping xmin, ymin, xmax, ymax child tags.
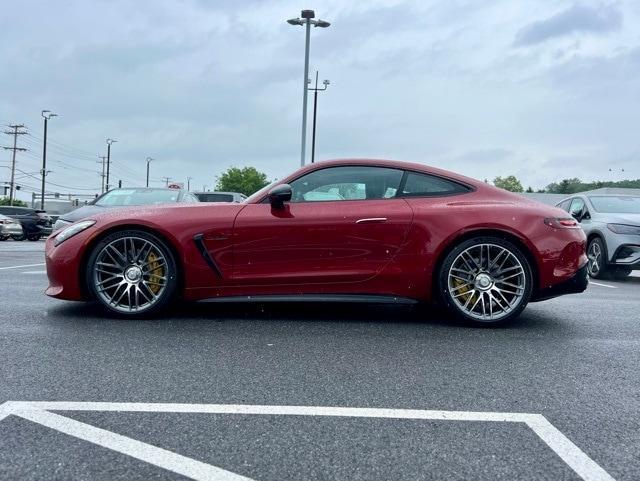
<box><xmin>532</xmin><ymin>263</ymin><xmax>588</xmax><ymax>302</ymax></box>
<box><xmin>0</xmin><ymin>224</ymin><xmax>23</xmax><ymax>236</ymax></box>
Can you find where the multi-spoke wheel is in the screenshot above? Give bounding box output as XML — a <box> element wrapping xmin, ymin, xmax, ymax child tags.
<box><xmin>86</xmin><ymin>230</ymin><xmax>178</xmax><ymax>316</ymax></box>
<box><xmin>586</xmin><ymin>237</ymin><xmax>607</xmax><ymax>279</ymax></box>
<box><xmin>439</xmin><ymin>237</ymin><xmax>532</xmax><ymax>325</ymax></box>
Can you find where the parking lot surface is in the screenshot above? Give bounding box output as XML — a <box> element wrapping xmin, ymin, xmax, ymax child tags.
<box><xmin>0</xmin><ymin>241</ymin><xmax>638</xmax><ymax>480</ymax></box>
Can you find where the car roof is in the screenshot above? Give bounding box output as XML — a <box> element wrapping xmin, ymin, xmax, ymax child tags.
<box><xmin>285</xmin><ymin>158</ymin><xmax>484</xmax><ymax>187</ymax></box>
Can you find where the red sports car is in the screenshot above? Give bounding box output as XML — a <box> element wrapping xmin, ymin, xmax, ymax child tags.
<box><xmin>45</xmin><ymin>159</ymin><xmax>588</xmax><ymax>325</ymax></box>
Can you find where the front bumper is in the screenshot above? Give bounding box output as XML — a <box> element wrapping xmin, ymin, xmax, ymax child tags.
<box><xmin>532</xmin><ymin>263</ymin><xmax>589</xmax><ymax>302</ymax></box>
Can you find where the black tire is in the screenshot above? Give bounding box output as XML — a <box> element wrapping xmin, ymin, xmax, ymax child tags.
<box><xmin>11</xmin><ymin>233</ymin><xmax>25</xmax><ymax>241</ymax></box>
<box><xmin>587</xmin><ymin>237</ymin><xmax>608</xmax><ymax>279</ymax></box>
<box><xmin>85</xmin><ymin>229</ymin><xmax>179</xmax><ymax>317</ymax></box>
<box><xmin>27</xmin><ymin>234</ymin><xmax>41</xmax><ymax>241</ymax></box>
<box><xmin>438</xmin><ymin>236</ymin><xmax>533</xmax><ymax>326</ymax></box>
<box><xmin>0</xmin><ymin>235</ymin><xmax>8</xmax><ymax>241</ymax></box>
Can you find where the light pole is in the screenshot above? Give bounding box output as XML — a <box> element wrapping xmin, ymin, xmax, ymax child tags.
<box><xmin>146</xmin><ymin>157</ymin><xmax>154</xmax><ymax>187</ymax></box>
<box><xmin>40</xmin><ymin>110</ymin><xmax>57</xmax><ymax>209</ymax></box>
<box><xmin>287</xmin><ymin>10</ymin><xmax>330</xmax><ymax>167</ymax></box>
<box><xmin>105</xmin><ymin>138</ymin><xmax>117</xmax><ymax>191</ymax></box>
<box><xmin>308</xmin><ymin>71</ymin><xmax>329</xmax><ymax>163</ymax></box>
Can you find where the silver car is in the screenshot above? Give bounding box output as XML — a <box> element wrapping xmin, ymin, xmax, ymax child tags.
<box><xmin>0</xmin><ymin>213</ymin><xmax>24</xmax><ymax>240</ymax></box>
<box><xmin>556</xmin><ymin>195</ymin><xmax>640</xmax><ymax>279</ymax></box>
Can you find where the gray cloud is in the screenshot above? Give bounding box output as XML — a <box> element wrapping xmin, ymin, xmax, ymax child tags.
<box><xmin>514</xmin><ymin>3</ymin><xmax>622</xmax><ymax>46</ymax></box>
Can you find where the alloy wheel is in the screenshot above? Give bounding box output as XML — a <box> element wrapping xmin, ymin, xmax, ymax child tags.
<box><xmin>587</xmin><ymin>241</ymin><xmax>601</xmax><ymax>277</ymax></box>
<box><xmin>447</xmin><ymin>243</ymin><xmax>527</xmax><ymax>322</ymax></box>
<box><xmin>92</xmin><ymin>236</ymin><xmax>168</xmax><ymax>313</ymax></box>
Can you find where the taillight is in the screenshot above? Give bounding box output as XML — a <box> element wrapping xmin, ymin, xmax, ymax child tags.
<box><xmin>544</xmin><ymin>218</ymin><xmax>580</xmax><ymax>229</ymax></box>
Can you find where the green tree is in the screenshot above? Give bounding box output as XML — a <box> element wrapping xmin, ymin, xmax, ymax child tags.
<box><xmin>215</xmin><ymin>167</ymin><xmax>269</xmax><ymax>196</ymax></box>
<box><xmin>0</xmin><ymin>197</ymin><xmax>27</xmax><ymax>207</ymax></box>
<box><xmin>493</xmin><ymin>175</ymin><xmax>524</xmax><ymax>193</ymax></box>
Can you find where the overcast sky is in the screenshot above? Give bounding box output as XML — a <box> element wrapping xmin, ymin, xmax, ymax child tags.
<box><xmin>2</xmin><ymin>0</ymin><xmax>639</xmax><ymax>199</ymax></box>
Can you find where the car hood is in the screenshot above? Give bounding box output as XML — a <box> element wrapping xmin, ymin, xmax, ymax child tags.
<box><xmin>60</xmin><ymin>205</ymin><xmax>106</xmax><ymax>223</ymax></box>
<box><xmin>600</xmin><ymin>213</ymin><xmax>640</xmax><ymax>225</ymax></box>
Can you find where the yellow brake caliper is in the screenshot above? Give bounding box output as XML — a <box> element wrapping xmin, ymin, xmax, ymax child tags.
<box><xmin>453</xmin><ymin>278</ymin><xmax>475</xmax><ymax>305</ymax></box>
<box><xmin>146</xmin><ymin>251</ymin><xmax>164</xmax><ymax>295</ymax></box>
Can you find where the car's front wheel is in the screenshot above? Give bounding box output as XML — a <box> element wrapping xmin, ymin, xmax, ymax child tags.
<box><xmin>11</xmin><ymin>233</ymin><xmax>25</xmax><ymax>241</ymax></box>
<box><xmin>438</xmin><ymin>237</ymin><xmax>533</xmax><ymax>326</ymax></box>
<box><xmin>587</xmin><ymin>237</ymin><xmax>607</xmax><ymax>279</ymax></box>
<box><xmin>86</xmin><ymin>230</ymin><xmax>178</xmax><ymax>317</ymax></box>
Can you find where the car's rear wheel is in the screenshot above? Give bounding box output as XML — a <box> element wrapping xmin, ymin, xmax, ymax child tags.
<box><xmin>438</xmin><ymin>237</ymin><xmax>533</xmax><ymax>326</ymax></box>
<box><xmin>11</xmin><ymin>233</ymin><xmax>25</xmax><ymax>241</ymax></box>
<box><xmin>587</xmin><ymin>237</ymin><xmax>607</xmax><ymax>279</ymax></box>
<box><xmin>27</xmin><ymin>234</ymin><xmax>41</xmax><ymax>241</ymax></box>
<box><xmin>86</xmin><ymin>230</ymin><xmax>178</xmax><ymax>317</ymax></box>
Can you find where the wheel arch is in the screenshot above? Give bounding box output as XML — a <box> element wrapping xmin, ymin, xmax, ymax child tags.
<box><xmin>78</xmin><ymin>224</ymin><xmax>184</xmax><ymax>300</ymax></box>
<box><xmin>431</xmin><ymin>228</ymin><xmax>540</xmax><ymax>299</ymax></box>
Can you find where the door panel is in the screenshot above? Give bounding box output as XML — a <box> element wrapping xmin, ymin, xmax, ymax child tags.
<box><xmin>232</xmin><ymin>199</ymin><xmax>413</xmax><ymax>286</ymax></box>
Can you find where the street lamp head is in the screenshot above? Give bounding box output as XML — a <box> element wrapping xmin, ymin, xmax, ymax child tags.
<box><xmin>41</xmin><ymin>110</ymin><xmax>50</xmax><ymax>116</ymax></box>
<box><xmin>323</xmin><ymin>79</ymin><xmax>330</xmax><ymax>86</ymax></box>
<box><xmin>301</xmin><ymin>9</ymin><xmax>315</xmax><ymax>19</ymax></box>
<box><xmin>106</xmin><ymin>138</ymin><xmax>117</xmax><ymax>145</ymax></box>
<box><xmin>314</xmin><ymin>19</ymin><xmax>331</xmax><ymax>28</ymax></box>
<box><xmin>287</xmin><ymin>18</ymin><xmax>303</xmax><ymax>26</ymax></box>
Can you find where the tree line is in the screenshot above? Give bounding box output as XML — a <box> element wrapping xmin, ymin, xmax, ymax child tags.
<box><xmin>492</xmin><ymin>175</ymin><xmax>640</xmax><ymax>194</ymax></box>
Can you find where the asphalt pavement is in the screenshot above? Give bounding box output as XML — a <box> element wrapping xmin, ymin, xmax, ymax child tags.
<box><xmin>0</xmin><ymin>240</ymin><xmax>638</xmax><ymax>481</ymax></box>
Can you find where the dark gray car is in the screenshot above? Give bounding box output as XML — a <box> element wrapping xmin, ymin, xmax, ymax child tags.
<box><xmin>557</xmin><ymin>194</ymin><xmax>640</xmax><ymax>279</ymax></box>
<box><xmin>53</xmin><ymin>187</ymin><xmax>200</xmax><ymax>231</ymax></box>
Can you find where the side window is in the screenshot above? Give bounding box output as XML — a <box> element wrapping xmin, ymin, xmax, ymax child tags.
<box><xmin>289</xmin><ymin>166</ymin><xmax>403</xmax><ymax>202</ymax></box>
<box><xmin>569</xmin><ymin>198</ymin><xmax>585</xmax><ymax>217</ymax></box>
<box><xmin>400</xmin><ymin>172</ymin><xmax>470</xmax><ymax>196</ymax></box>
<box><xmin>557</xmin><ymin>199</ymin><xmax>572</xmax><ymax>212</ymax></box>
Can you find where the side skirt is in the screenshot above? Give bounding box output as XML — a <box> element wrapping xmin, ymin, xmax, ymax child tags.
<box><xmin>197</xmin><ymin>294</ymin><xmax>419</xmax><ymax>305</ymax></box>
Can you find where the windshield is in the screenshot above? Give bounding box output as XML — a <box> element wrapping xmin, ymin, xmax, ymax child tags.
<box><xmin>588</xmin><ymin>196</ymin><xmax>640</xmax><ymax>214</ymax></box>
<box><xmin>95</xmin><ymin>189</ymin><xmax>180</xmax><ymax>207</ymax></box>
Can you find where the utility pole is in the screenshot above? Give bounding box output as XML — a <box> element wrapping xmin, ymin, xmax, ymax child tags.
<box><xmin>3</xmin><ymin>124</ymin><xmax>28</xmax><ymax>205</ymax></box>
<box><xmin>287</xmin><ymin>10</ymin><xmax>331</xmax><ymax>167</ymax></box>
<box><xmin>187</xmin><ymin>176</ymin><xmax>192</xmax><ymax>191</ymax></box>
<box><xmin>162</xmin><ymin>176</ymin><xmax>171</xmax><ymax>187</ymax></box>
<box><xmin>146</xmin><ymin>157</ymin><xmax>153</xmax><ymax>187</ymax></box>
<box><xmin>308</xmin><ymin>71</ymin><xmax>330</xmax><ymax>163</ymax></box>
<box><xmin>40</xmin><ymin>110</ymin><xmax>58</xmax><ymax>209</ymax></box>
<box><xmin>105</xmin><ymin>138</ymin><xmax>116</xmax><ymax>191</ymax></box>
<box><xmin>97</xmin><ymin>156</ymin><xmax>107</xmax><ymax>193</ymax></box>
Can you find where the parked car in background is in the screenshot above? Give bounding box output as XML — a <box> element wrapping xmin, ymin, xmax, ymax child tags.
<box><xmin>557</xmin><ymin>194</ymin><xmax>640</xmax><ymax>279</ymax></box>
<box><xmin>53</xmin><ymin>187</ymin><xmax>200</xmax><ymax>232</ymax></box>
<box><xmin>194</xmin><ymin>191</ymin><xmax>246</xmax><ymax>203</ymax></box>
<box><xmin>0</xmin><ymin>213</ymin><xmax>24</xmax><ymax>240</ymax></box>
<box><xmin>0</xmin><ymin>207</ymin><xmax>52</xmax><ymax>241</ymax></box>
<box><xmin>45</xmin><ymin>159</ymin><xmax>588</xmax><ymax>325</ymax></box>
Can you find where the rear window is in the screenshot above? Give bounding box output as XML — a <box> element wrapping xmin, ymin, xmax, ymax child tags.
<box><xmin>400</xmin><ymin>172</ymin><xmax>470</xmax><ymax>196</ymax></box>
<box><xmin>196</xmin><ymin>193</ymin><xmax>235</xmax><ymax>202</ymax></box>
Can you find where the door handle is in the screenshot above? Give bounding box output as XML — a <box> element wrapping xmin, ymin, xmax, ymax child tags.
<box><xmin>355</xmin><ymin>217</ymin><xmax>387</xmax><ymax>224</ymax></box>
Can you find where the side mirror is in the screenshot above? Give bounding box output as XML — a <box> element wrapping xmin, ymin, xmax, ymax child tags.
<box><xmin>268</xmin><ymin>184</ymin><xmax>292</xmax><ymax>208</ymax></box>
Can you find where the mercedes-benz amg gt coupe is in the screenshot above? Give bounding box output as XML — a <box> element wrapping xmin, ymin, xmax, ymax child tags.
<box><xmin>45</xmin><ymin>159</ymin><xmax>588</xmax><ymax>325</ymax></box>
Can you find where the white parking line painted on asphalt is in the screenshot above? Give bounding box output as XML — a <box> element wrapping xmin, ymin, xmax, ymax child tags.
<box><xmin>21</xmin><ymin>270</ymin><xmax>46</xmax><ymax>274</ymax></box>
<box><xmin>13</xmin><ymin>408</ymin><xmax>253</xmax><ymax>481</ymax></box>
<box><xmin>0</xmin><ymin>401</ymin><xmax>616</xmax><ymax>481</ymax></box>
<box><xmin>589</xmin><ymin>282</ymin><xmax>617</xmax><ymax>289</ymax></box>
<box><xmin>0</xmin><ymin>262</ymin><xmax>45</xmax><ymax>271</ymax></box>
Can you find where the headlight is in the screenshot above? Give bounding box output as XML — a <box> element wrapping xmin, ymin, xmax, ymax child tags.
<box><xmin>607</xmin><ymin>223</ymin><xmax>640</xmax><ymax>235</ymax></box>
<box><xmin>53</xmin><ymin>218</ymin><xmax>72</xmax><ymax>232</ymax></box>
<box><xmin>53</xmin><ymin>220</ymin><xmax>96</xmax><ymax>246</ymax></box>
